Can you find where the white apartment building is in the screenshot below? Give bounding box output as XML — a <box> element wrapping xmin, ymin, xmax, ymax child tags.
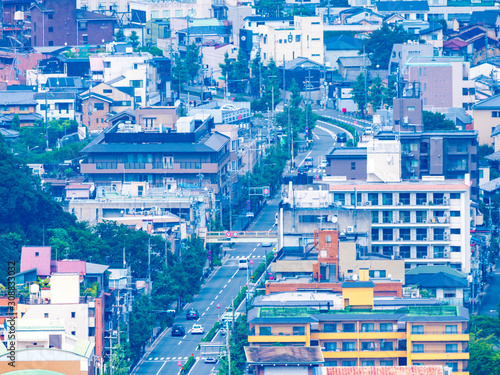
<box><xmin>77</xmin><ymin>0</ymin><xmax>129</xmax><ymax>13</ymax></box>
<box><xmin>129</xmin><ymin>0</ymin><xmax>211</xmax><ymax>22</ymax></box>
<box><xmin>254</xmin><ymin>16</ymin><xmax>324</xmax><ymax>65</ymax></box>
<box><xmin>34</xmin><ymin>91</ymin><xmax>80</xmax><ymax>123</ymax></box>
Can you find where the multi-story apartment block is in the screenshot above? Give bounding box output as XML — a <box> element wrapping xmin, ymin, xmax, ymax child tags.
<box><xmin>389</xmin><ymin>43</ymin><xmax>435</xmax><ymax>74</ymax></box>
<box><xmin>129</xmin><ymin>0</ymin><xmax>212</xmax><ymax>24</ymax></box>
<box><xmin>247</xmin><ymin>268</ymin><xmax>469</xmax><ymax>374</ymax></box>
<box><xmin>80</xmin><ymin>115</ymin><xmax>230</xmax><ymax>193</ymax></box>
<box><xmin>405</xmin><ymin>56</ymin><xmax>475</xmax><ymax>112</ymax></box>
<box><xmin>281</xmin><ymin>176</ymin><xmax>472</xmax><ymax>273</ymax></box>
<box><xmin>255</xmin><ymin>16</ymin><xmax>324</xmax><ymax>65</ymax></box>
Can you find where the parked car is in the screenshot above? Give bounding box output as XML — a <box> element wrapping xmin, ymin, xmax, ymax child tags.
<box><xmin>261</xmin><ymin>242</ymin><xmax>273</xmax><ymax>247</ymax></box>
<box><xmin>320</xmin><ymin>159</ymin><xmax>328</xmax><ymax>169</ymax></box>
<box><xmin>191</xmin><ymin>324</ymin><xmax>204</xmax><ymax>334</ymax></box>
<box><xmin>171</xmin><ymin>324</ymin><xmax>185</xmax><ymax>336</ymax></box>
<box><xmin>166</xmin><ymin>309</ymin><xmax>176</xmax><ymax>318</ymax></box>
<box><xmin>364</xmin><ymin>126</ymin><xmax>373</xmax><ymax>135</ymax></box>
<box><xmin>336</xmin><ymin>132</ymin><xmax>347</xmax><ymax>143</ymax></box>
<box><xmin>304</xmin><ymin>156</ymin><xmax>313</xmax><ymax>169</ymax></box>
<box><xmin>204</xmin><ymin>357</ymin><xmax>218</xmax><ymax>364</ymax></box>
<box><xmin>186</xmin><ymin>309</ymin><xmax>199</xmax><ymax>320</ymax></box>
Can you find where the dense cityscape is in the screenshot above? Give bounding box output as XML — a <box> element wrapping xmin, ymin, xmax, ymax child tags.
<box><xmin>1</xmin><ymin>0</ymin><xmax>500</xmax><ymax>374</ymax></box>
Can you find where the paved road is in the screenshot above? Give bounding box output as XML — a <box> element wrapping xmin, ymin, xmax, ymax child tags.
<box><xmin>478</xmin><ymin>258</ymin><xmax>500</xmax><ymax>318</ymax></box>
<box><xmin>133</xmin><ymin>198</ymin><xmax>279</xmax><ymax>375</ymax></box>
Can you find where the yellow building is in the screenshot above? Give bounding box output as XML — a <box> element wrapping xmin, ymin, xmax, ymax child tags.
<box><xmin>247</xmin><ymin>269</ymin><xmax>469</xmax><ymax>374</ymax></box>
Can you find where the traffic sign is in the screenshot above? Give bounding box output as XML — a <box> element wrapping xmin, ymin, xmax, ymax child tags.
<box><xmin>208</xmin><ymin>256</ymin><xmax>211</xmax><ymax>260</ymax></box>
<box><xmin>250</xmin><ymin>259</ymin><xmax>254</xmax><ymax>265</ymax></box>
<box><xmin>178</xmin><ymin>361</ymin><xmax>182</xmax><ymax>366</ymax></box>
<box><xmin>208</xmin><ymin>250</ymin><xmax>211</xmax><ymax>255</ymax></box>
<box><xmin>263</xmin><ymin>188</ymin><xmax>270</xmax><ymax>196</ymax></box>
<box><xmin>226</xmin><ymin>231</ymin><xmax>231</xmax><ymax>238</ymax></box>
<box><xmin>217</xmin><ymin>303</ymin><xmax>221</xmax><ymax>309</ymax></box>
<box><xmin>232</xmin><ymin>231</ymin><xmax>239</xmax><ymax>238</ymax></box>
<box><xmin>354</xmin><ymin>120</ymin><xmax>358</xmax><ymax>125</ymax></box>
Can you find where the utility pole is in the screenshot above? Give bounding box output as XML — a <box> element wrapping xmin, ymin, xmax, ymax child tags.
<box><xmin>363</xmin><ymin>44</ymin><xmax>368</xmax><ymax>117</ymax></box>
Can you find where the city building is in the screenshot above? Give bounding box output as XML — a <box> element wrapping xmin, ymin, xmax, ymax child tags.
<box><xmin>80</xmin><ymin>115</ymin><xmax>230</xmax><ymax>193</ymax></box>
<box><xmin>389</xmin><ymin>43</ymin><xmax>435</xmax><ymax>75</ymax></box>
<box><xmin>255</xmin><ymin>16</ymin><xmax>324</xmax><ymax>65</ymax></box>
<box><xmin>472</xmin><ymin>93</ymin><xmax>500</xmax><ymax>146</ymax></box>
<box><xmin>29</xmin><ymin>0</ymin><xmax>115</xmax><ymax>47</ymax></box>
<box><xmin>34</xmin><ymin>91</ymin><xmax>79</xmax><ymax>123</ymax></box>
<box><xmin>405</xmin><ymin>56</ymin><xmax>475</xmax><ymax>112</ymax></box>
<box><xmin>247</xmin><ymin>269</ymin><xmax>469</xmax><ymax>374</ymax></box>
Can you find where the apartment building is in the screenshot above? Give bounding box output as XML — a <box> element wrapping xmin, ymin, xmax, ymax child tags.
<box><xmin>405</xmin><ymin>56</ymin><xmax>475</xmax><ymax>112</ymax></box>
<box><xmin>255</xmin><ymin>16</ymin><xmax>324</xmax><ymax>65</ymax></box>
<box><xmin>247</xmin><ymin>269</ymin><xmax>469</xmax><ymax>374</ymax></box>
<box><xmin>80</xmin><ymin>115</ymin><xmax>230</xmax><ymax>193</ymax></box>
<box><xmin>281</xmin><ymin>176</ymin><xmax>471</xmax><ymax>273</ymax></box>
<box><xmin>129</xmin><ymin>0</ymin><xmax>212</xmax><ymax>23</ymax></box>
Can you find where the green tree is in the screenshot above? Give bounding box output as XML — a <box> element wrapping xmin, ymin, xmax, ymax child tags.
<box><xmin>185</xmin><ymin>43</ymin><xmax>201</xmax><ymax>83</ymax></box>
<box><xmin>250</xmin><ymin>55</ymin><xmax>262</xmax><ymax>97</ymax></box>
<box><xmin>352</xmin><ymin>73</ymin><xmax>367</xmax><ymax>115</ymax></box>
<box><xmin>232</xmin><ymin>48</ymin><xmax>250</xmax><ymax>93</ymax></box>
<box><xmin>115</xmin><ymin>29</ymin><xmax>126</xmax><ymax>42</ymax></box>
<box><xmin>423</xmin><ymin>111</ymin><xmax>457</xmax><ymax>131</ymax></box>
<box><xmin>129</xmin><ymin>295</ymin><xmax>155</xmax><ymax>361</ymax></box>
<box><xmin>368</xmin><ymin>75</ymin><xmax>385</xmax><ymax>110</ymax></box>
<box><xmin>217</xmin><ymin>315</ymin><xmax>249</xmax><ymax>375</ymax></box>
<box><xmin>172</xmin><ymin>55</ymin><xmax>189</xmax><ymax>96</ymax></box>
<box><xmin>362</xmin><ymin>23</ymin><xmax>416</xmax><ymax>69</ymax></box>
<box><xmin>470</xmin><ymin>336</ymin><xmax>500</xmax><ymax>375</ymax></box>
<box><xmin>11</xmin><ymin>114</ymin><xmax>20</xmax><ymax>130</ymax></box>
<box><xmin>128</xmin><ymin>31</ymin><xmax>140</xmax><ymax>50</ymax></box>
<box><xmin>252</xmin><ymin>59</ymin><xmax>281</xmax><ymax>111</ymax></box>
<box><xmin>105</xmin><ymin>343</ymin><xmax>130</xmax><ymax>375</ymax></box>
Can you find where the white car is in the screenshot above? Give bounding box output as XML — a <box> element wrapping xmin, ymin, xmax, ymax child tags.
<box><xmin>191</xmin><ymin>324</ymin><xmax>204</xmax><ymax>334</ymax></box>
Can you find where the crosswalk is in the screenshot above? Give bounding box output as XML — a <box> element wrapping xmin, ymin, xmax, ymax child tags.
<box><xmin>147</xmin><ymin>356</ymin><xmax>200</xmax><ymax>362</ymax></box>
<box><xmin>228</xmin><ymin>255</ymin><xmax>264</xmax><ymax>259</ymax></box>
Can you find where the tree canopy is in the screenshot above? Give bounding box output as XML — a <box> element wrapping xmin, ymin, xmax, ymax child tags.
<box><xmin>362</xmin><ymin>23</ymin><xmax>417</xmax><ymax>69</ymax></box>
<box><xmin>423</xmin><ymin>111</ymin><xmax>457</xmax><ymax>131</ymax></box>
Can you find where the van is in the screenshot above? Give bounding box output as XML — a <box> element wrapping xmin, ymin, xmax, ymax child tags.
<box><xmin>304</xmin><ymin>156</ymin><xmax>313</xmax><ymax>169</ymax></box>
<box><xmin>336</xmin><ymin>132</ymin><xmax>347</xmax><ymax>143</ymax></box>
<box><xmin>238</xmin><ymin>258</ymin><xmax>248</xmax><ymax>270</ymax></box>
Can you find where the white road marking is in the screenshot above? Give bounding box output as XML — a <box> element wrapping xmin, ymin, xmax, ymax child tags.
<box><xmin>178</xmin><ymin>341</ymin><xmax>182</xmax><ymax>345</ymax></box>
<box><xmin>154</xmin><ymin>357</ymin><xmax>159</xmax><ymax>360</ymax></box>
<box><xmin>210</xmin><ymin>301</ymin><xmax>214</xmax><ymax>305</ymax></box>
<box><xmin>298</xmin><ymin>150</ymin><xmax>312</xmax><ymax>167</ymax></box>
<box><xmin>183</xmin><ymin>335</ymin><xmax>186</xmax><ymax>339</ymax></box>
<box><xmin>155</xmin><ymin>361</ymin><xmax>168</xmax><ymax>375</ymax></box>
<box><xmin>148</xmin><ymin>358</ymin><xmax>152</xmax><ymax>360</ymax></box>
<box><xmin>160</xmin><ymin>357</ymin><xmax>164</xmax><ymax>360</ymax></box>
<box><xmin>215</xmin><ymin>295</ymin><xmax>218</xmax><ymax>299</ymax></box>
<box><xmin>224</xmin><ymin>284</ymin><xmax>227</xmax><ymax>288</ymax></box>
<box><xmin>312</xmin><ymin>131</ymin><xmax>320</xmax><ymax>140</ymax></box>
<box><xmin>219</xmin><ymin>290</ymin><xmax>222</xmax><ymax>294</ymax></box>
<box><xmin>202</xmin><ymin>312</ymin><xmax>206</xmax><ymax>316</ymax></box>
<box><xmin>206</xmin><ymin>307</ymin><xmax>210</xmax><ymax>311</ymax></box>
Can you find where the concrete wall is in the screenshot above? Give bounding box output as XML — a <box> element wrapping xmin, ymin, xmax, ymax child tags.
<box><xmin>472</xmin><ymin>108</ymin><xmax>498</xmax><ymax>146</ymax></box>
<box><xmin>51</xmin><ymin>274</ymin><xmax>80</xmax><ymax>304</ymax></box>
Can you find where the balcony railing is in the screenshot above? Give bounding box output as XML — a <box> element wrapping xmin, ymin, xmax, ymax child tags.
<box><xmin>124</xmin><ymin>162</ymin><xmax>146</xmax><ymax>169</ymax></box>
<box><xmin>96</xmin><ymin>162</ymin><xmax>117</xmax><ymax>169</ymax></box>
<box><xmin>152</xmin><ymin>162</ymin><xmax>173</xmax><ymax>169</ymax></box>
<box><xmin>412</xmin><ymin>349</ymin><xmax>467</xmax><ymax>353</ymax></box>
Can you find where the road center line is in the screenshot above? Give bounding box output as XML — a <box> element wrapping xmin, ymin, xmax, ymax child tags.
<box><xmin>155</xmin><ymin>361</ymin><xmax>167</xmax><ymax>375</ymax></box>
<box><xmin>178</xmin><ymin>341</ymin><xmax>182</xmax><ymax>345</ymax></box>
<box><xmin>210</xmin><ymin>301</ymin><xmax>214</xmax><ymax>305</ymax></box>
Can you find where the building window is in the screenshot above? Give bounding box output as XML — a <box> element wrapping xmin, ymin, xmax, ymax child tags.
<box><xmin>399</xmin><ymin>246</ymin><xmax>411</xmax><ymax>258</ymax></box>
<box><xmin>380</xmin><ymin>360</ymin><xmax>393</xmax><ymax>366</ymax></box>
<box><xmin>382</xmin><ymin>193</ymin><xmax>393</xmax><ymax>205</ymax></box>
<box><xmin>450</xmin><ymin>193</ymin><xmax>460</xmax><ymax>199</ymax></box>
<box><xmin>325</xmin><ymin>342</ymin><xmax>337</xmax><ymax>351</ymax></box>
<box><xmin>451</xmin><ymin>246</ymin><xmax>461</xmax><ymax>252</ymax></box>
<box><xmin>334</xmin><ymin>193</ymin><xmax>345</xmax><ymax>205</ymax></box>
<box><xmin>296</xmin><ymin>35</ymin><xmax>301</xmax><ymax>42</ymax></box>
<box><xmin>399</xmin><ymin>193</ymin><xmax>410</xmax><ymax>205</ymax></box>
<box><xmin>362</xmin><ymin>360</ymin><xmax>375</xmax><ymax>366</ymax></box>
<box><xmin>324</xmin><ymin>324</ymin><xmax>336</xmax><ymax>332</ymax></box>
<box><xmin>380</xmin><ymin>323</ymin><xmax>393</xmax><ymax>332</ymax></box>
<box><xmin>371</xmin><ymin>211</ymin><xmax>379</xmax><ymax>223</ymax></box>
<box><xmin>94</xmin><ymin>103</ymin><xmax>104</xmax><ymax>111</ymax></box>
<box><xmin>130</xmin><ymin>80</ymin><xmax>143</xmax><ymax>88</ymax></box>
<box><xmin>492</xmin><ymin>111</ymin><xmax>499</xmax><ymax>118</ymax></box>
<box><xmin>381</xmin><ymin>341</ymin><xmax>393</xmax><ymax>351</ymax></box>
<box><xmin>48</xmin><ymin>41</ymin><xmax>54</xmax><ymax>46</ymax></box>
<box><xmin>48</xmin><ymin>14</ymin><xmax>54</xmax><ymax>20</ymax></box>
<box><xmin>293</xmin><ymin>326</ymin><xmax>305</xmax><ymax>335</ymax></box>
<box><xmin>416</xmin><ymin>228</ymin><xmax>427</xmax><ymax>241</ymax></box>
<box><xmin>44</xmin><ymin>313</ymin><xmax>49</xmax><ymax>318</ymax></box>
<box><xmin>450</xmin><ymin>210</ymin><xmax>460</xmax><ymax>217</ymax></box>
<box><xmin>413</xmin><ymin>344</ymin><xmax>424</xmax><ymax>353</ymax></box>
<box><xmin>71</xmin><ymin>312</ymin><xmax>76</xmax><ymax>318</ymax></box>
<box><xmin>368</xmin><ymin>193</ymin><xmax>378</xmax><ymax>205</ymax></box>
<box><xmin>343</xmin><ymin>323</ymin><xmax>355</xmax><ymax>333</ymax></box>
<box><xmin>382</xmin><ymin>228</ymin><xmax>393</xmax><ymax>241</ymax></box>
<box><xmin>451</xmin><ymin>228</ymin><xmax>460</xmax><ymax>234</ymax></box>
<box><xmin>382</xmin><ymin>211</ymin><xmax>392</xmax><ymax>223</ymax></box>
<box><xmin>83</xmin><ymin>35</ymin><xmax>88</xmax><ymax>43</ymax></box>
<box><xmin>71</xmin><ymin>331</ymin><xmax>76</xmax><ymax>335</ymax></box>
<box><xmin>260</xmin><ymin>327</ymin><xmax>272</xmax><ymax>335</ymax></box>
<box><xmin>416</xmin><ymin>211</ymin><xmax>427</xmax><ymax>223</ymax></box>
<box><xmin>342</xmin><ymin>342</ymin><xmax>356</xmax><ymax>351</ymax></box>
<box><xmin>445</xmin><ymin>325</ymin><xmax>457</xmax><ymax>334</ymax></box>
<box><xmin>342</xmin><ymin>361</ymin><xmax>356</xmax><ymax>366</ymax></box>
<box><xmin>351</xmin><ymin>162</ymin><xmax>356</xmax><ymax>170</ymax></box>
<box><xmin>48</xmin><ymin>27</ymin><xmax>53</xmax><ymax>32</ymax></box>
<box><xmin>382</xmin><ymin>246</ymin><xmax>393</xmax><ymax>256</ymax></box>
<box><xmin>103</xmin><ymin>89</ymin><xmax>112</xmax><ymax>94</ymax></box>
<box><xmin>446</xmin><ymin>363</ymin><xmax>458</xmax><ymax>372</ymax></box>
<box><xmin>325</xmin><ymin>361</ymin><xmax>337</xmax><ymax>366</ymax></box>
<box><xmin>407</xmin><ymin>106</ymin><xmax>415</xmax><ymax>111</ymax></box>
<box><xmin>361</xmin><ymin>323</ymin><xmax>374</xmax><ymax>332</ymax></box>
<box><xmin>416</xmin><ymin>246</ymin><xmax>427</xmax><ymax>258</ymax></box>
<box><xmin>412</xmin><ymin>325</ymin><xmax>424</xmax><ymax>334</ymax></box>
<box><xmin>371</xmin><ymin>228</ymin><xmax>379</xmax><ymax>241</ymax></box>
<box><xmin>399</xmin><ymin>211</ymin><xmax>410</xmax><ymax>223</ymax></box>
<box><xmin>35</xmin><ymin>252</ymin><xmax>39</xmax><ymax>256</ymax></box>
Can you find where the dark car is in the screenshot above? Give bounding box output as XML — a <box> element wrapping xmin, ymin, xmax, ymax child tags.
<box><xmin>298</xmin><ymin>166</ymin><xmax>307</xmax><ymax>174</ymax></box>
<box><xmin>336</xmin><ymin>132</ymin><xmax>347</xmax><ymax>143</ymax></box>
<box><xmin>186</xmin><ymin>309</ymin><xmax>199</xmax><ymax>320</ymax></box>
<box><xmin>171</xmin><ymin>324</ymin><xmax>185</xmax><ymax>336</ymax></box>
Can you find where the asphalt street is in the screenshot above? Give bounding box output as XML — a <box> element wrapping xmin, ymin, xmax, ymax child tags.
<box><xmin>133</xmin><ymin>198</ymin><xmax>279</xmax><ymax>375</ymax></box>
<box><xmin>478</xmin><ymin>257</ymin><xmax>500</xmax><ymax>318</ymax></box>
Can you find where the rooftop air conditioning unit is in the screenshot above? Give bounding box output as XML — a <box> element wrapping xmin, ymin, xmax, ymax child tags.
<box><xmin>398</xmin><ymin>202</ymin><xmax>403</xmax><ymax>206</ymax></box>
<box><xmin>422</xmin><ymin>219</ymin><xmax>427</xmax><ymax>223</ymax></box>
<box><xmin>357</xmin><ymin>202</ymin><xmax>362</xmax><ymax>206</ymax></box>
<box><xmin>347</xmin><ymin>226</ymin><xmax>354</xmax><ymax>233</ymax></box>
<box><xmin>423</xmin><ymin>256</ymin><xmax>427</xmax><ymax>259</ymax></box>
<box><xmin>398</xmin><ymin>238</ymin><xmax>404</xmax><ymax>241</ymax></box>
<box><xmin>423</xmin><ymin>238</ymin><xmax>427</xmax><ymax>241</ymax></box>
<box><xmin>444</xmin><ymin>235</ymin><xmax>449</xmax><ymax>240</ymax></box>
<box><xmin>365</xmin><ymin>201</ymin><xmax>371</xmax><ymax>206</ymax></box>
<box><xmin>398</xmin><ymin>220</ymin><xmax>403</xmax><ymax>224</ymax></box>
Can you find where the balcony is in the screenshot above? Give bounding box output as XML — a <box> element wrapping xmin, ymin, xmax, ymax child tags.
<box><xmin>81</xmin><ymin>162</ymin><xmax>220</xmax><ymax>174</ymax></box>
<box><xmin>96</xmin><ymin>162</ymin><xmax>117</xmax><ymax>170</ymax></box>
<box><xmin>124</xmin><ymin>162</ymin><xmax>146</xmax><ymax>169</ymax></box>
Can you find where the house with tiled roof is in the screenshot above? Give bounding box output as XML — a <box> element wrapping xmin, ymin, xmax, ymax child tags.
<box><xmin>472</xmin><ymin>93</ymin><xmax>500</xmax><ymax>145</ymax></box>
<box><xmin>325</xmin><ymin>35</ymin><xmax>364</xmax><ymax>70</ymax></box>
<box><xmin>0</xmin><ymin>91</ymin><xmax>43</xmax><ymax>128</ymax></box>
<box><xmin>375</xmin><ymin>1</ymin><xmax>429</xmax><ymax>21</ymax></box>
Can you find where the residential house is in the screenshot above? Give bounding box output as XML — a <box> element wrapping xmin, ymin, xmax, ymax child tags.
<box><xmin>337</xmin><ymin>56</ymin><xmax>370</xmax><ymax>80</ymax></box>
<box><xmin>443</xmin><ymin>25</ymin><xmax>499</xmax><ymax>64</ymax></box>
<box><xmin>145</xmin><ymin>18</ymin><xmax>171</xmax><ymax>46</ymax></box>
<box><xmin>405</xmin><ymin>56</ymin><xmax>475</xmax><ymax>111</ymax></box>
<box><xmin>472</xmin><ymin>93</ymin><xmax>500</xmax><ymax>146</ymax></box>
<box><xmin>405</xmin><ymin>265</ymin><xmax>469</xmax><ymax>306</ymax></box>
<box><xmin>0</xmin><ymin>90</ymin><xmax>43</xmax><ymax>127</ymax></box>
<box><xmin>255</xmin><ymin>16</ymin><xmax>324</xmax><ymax>65</ymax></box>
<box><xmin>177</xmin><ymin>23</ymin><xmax>233</xmax><ymax>56</ymax></box>
<box><xmin>79</xmin><ymin>82</ymin><xmax>135</xmax><ymax>133</ymax></box>
<box><xmin>339</xmin><ymin>7</ymin><xmax>383</xmax><ymax>25</ymax></box>
<box><xmin>78</xmin><ymin>0</ymin><xmax>130</xmax><ymax>14</ymax></box>
<box><xmin>418</xmin><ymin>23</ymin><xmax>444</xmax><ymax>54</ymax></box>
<box><xmin>247</xmin><ymin>268</ymin><xmax>469</xmax><ymax>374</ymax></box>
<box><xmin>34</xmin><ymin>91</ymin><xmax>79</xmax><ymax>122</ymax></box>
<box><xmin>282</xmin><ymin>57</ymin><xmax>323</xmax><ymax>94</ymax></box>
<box><xmin>325</xmin><ymin>35</ymin><xmax>364</xmax><ymax>70</ymax></box>
<box><xmin>325</xmin><ymin>147</ymin><xmax>367</xmax><ymax>180</ymax></box>
<box><xmin>243</xmin><ymin>16</ymin><xmax>294</xmax><ymax>50</ymax></box>
<box><xmin>30</xmin><ymin>0</ymin><xmax>115</xmax><ymax>47</ymax></box>
<box><xmin>20</xmin><ymin>246</ymin><xmax>52</xmax><ymax>277</ymax></box>
<box><xmin>375</xmin><ymin>1</ymin><xmax>429</xmax><ymax>21</ymax></box>
<box><xmin>469</xmin><ymin>10</ymin><xmax>500</xmax><ymax>35</ymax></box>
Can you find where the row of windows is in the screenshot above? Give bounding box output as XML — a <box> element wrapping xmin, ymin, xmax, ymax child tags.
<box><xmin>325</xmin><ymin>360</ymin><xmax>394</xmax><ymax>367</ymax></box>
<box><xmin>323</xmin><ymin>322</ymin><xmax>394</xmax><ymax>333</ymax></box>
<box><xmin>333</xmin><ymin>192</ymin><xmax>459</xmax><ymax>206</ymax></box>
<box><xmin>371</xmin><ymin>228</ymin><xmax>460</xmax><ymax>241</ymax></box>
